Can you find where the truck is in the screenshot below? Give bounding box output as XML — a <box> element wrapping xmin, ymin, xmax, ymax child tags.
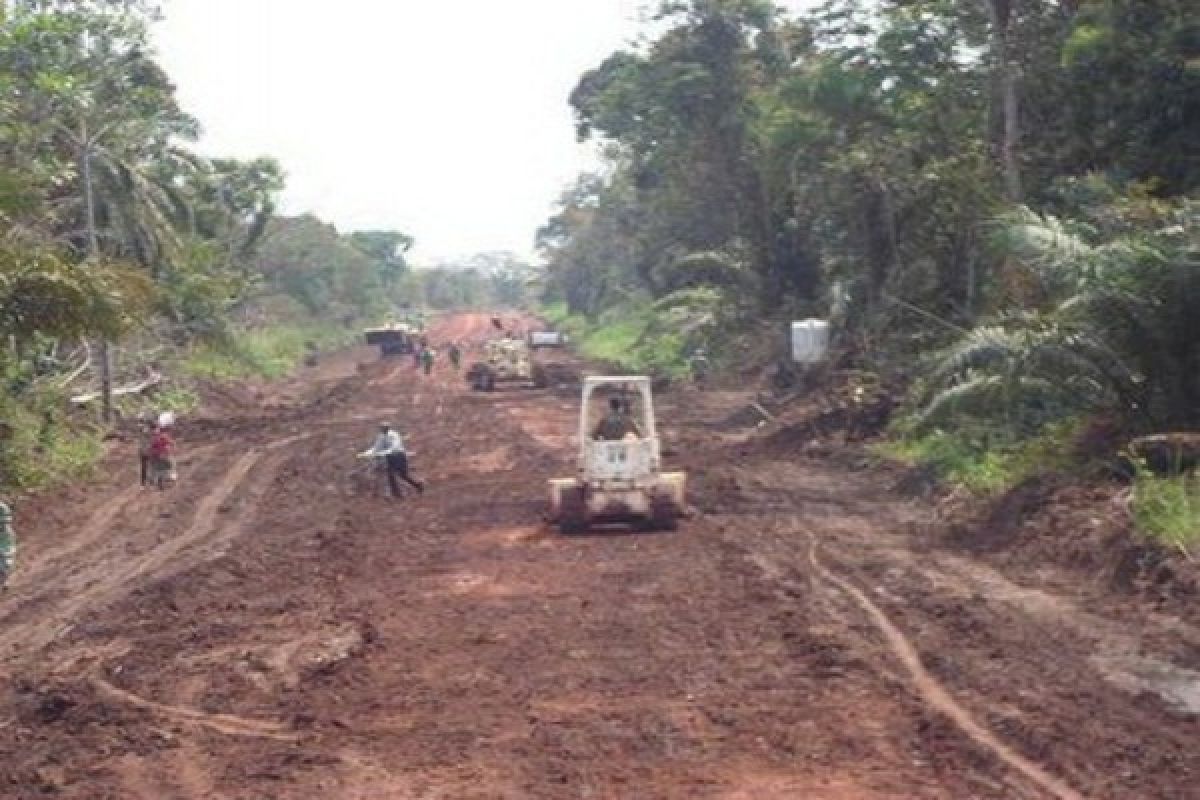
<box><xmin>363</xmin><ymin>323</ymin><xmax>419</xmax><ymax>357</ymax></box>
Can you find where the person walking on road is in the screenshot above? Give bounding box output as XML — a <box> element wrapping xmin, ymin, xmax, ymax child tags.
<box><xmin>0</xmin><ymin>501</ymin><xmax>16</xmax><ymax>590</ymax></box>
<box><xmin>361</xmin><ymin>423</ymin><xmax>424</xmax><ymax>497</ymax></box>
<box><xmin>148</xmin><ymin>424</ymin><xmax>176</xmax><ymax>490</ymax></box>
<box><xmin>421</xmin><ymin>346</ymin><xmax>436</xmax><ymax>376</ymax></box>
<box><xmin>448</xmin><ymin>343</ymin><xmax>462</xmax><ymax>371</ymax></box>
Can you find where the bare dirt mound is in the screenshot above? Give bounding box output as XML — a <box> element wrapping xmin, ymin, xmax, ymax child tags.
<box><xmin>942</xmin><ymin>476</ymin><xmax>1200</xmax><ymax>626</ymax></box>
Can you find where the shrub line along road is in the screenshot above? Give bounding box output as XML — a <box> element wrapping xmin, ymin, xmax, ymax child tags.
<box><xmin>0</xmin><ymin>312</ymin><xmax>1195</xmax><ymax>799</ymax></box>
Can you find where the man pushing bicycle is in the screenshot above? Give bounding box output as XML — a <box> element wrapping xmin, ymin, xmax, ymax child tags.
<box><xmin>360</xmin><ymin>422</ymin><xmax>425</xmax><ymax>498</ymax></box>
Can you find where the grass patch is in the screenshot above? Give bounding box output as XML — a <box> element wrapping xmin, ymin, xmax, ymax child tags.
<box><xmin>541</xmin><ymin>302</ymin><xmax>692</xmax><ymax>376</ymax></box>
<box><xmin>1132</xmin><ymin>469</ymin><xmax>1200</xmax><ymax>554</ymax></box>
<box><xmin>0</xmin><ymin>390</ymin><xmax>104</xmax><ymax>490</ymax></box>
<box><xmin>879</xmin><ymin>419</ymin><xmax>1084</xmax><ymax>495</ymax></box>
<box><xmin>182</xmin><ymin>323</ymin><xmax>354</xmax><ymax>381</ymax></box>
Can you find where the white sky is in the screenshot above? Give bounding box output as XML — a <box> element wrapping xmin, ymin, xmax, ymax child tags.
<box><xmin>154</xmin><ymin>1</ymin><xmax>814</xmax><ymax>264</ymax></box>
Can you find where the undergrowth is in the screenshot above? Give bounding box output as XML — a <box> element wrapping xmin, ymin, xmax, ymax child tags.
<box><xmin>182</xmin><ymin>323</ymin><xmax>354</xmax><ymax>381</ymax></box>
<box><xmin>879</xmin><ymin>419</ymin><xmax>1085</xmax><ymax>495</ymax></box>
<box><xmin>1132</xmin><ymin>468</ymin><xmax>1200</xmax><ymax>555</ymax></box>
<box><xmin>0</xmin><ymin>389</ymin><xmax>103</xmax><ymax>490</ymax></box>
<box><xmin>542</xmin><ymin>301</ymin><xmax>691</xmax><ymax>376</ymax></box>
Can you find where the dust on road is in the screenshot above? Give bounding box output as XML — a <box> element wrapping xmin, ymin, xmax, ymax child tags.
<box><xmin>0</xmin><ymin>312</ymin><xmax>1195</xmax><ymax>799</ymax></box>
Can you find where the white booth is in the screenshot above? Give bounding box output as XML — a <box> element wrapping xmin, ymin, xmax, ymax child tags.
<box><xmin>791</xmin><ymin>319</ymin><xmax>831</xmax><ymax>365</ymax></box>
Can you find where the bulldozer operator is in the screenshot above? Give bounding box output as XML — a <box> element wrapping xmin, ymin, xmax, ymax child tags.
<box><xmin>592</xmin><ymin>396</ymin><xmax>642</xmax><ymax>441</ymax></box>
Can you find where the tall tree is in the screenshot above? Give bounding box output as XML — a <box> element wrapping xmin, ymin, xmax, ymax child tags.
<box><xmin>0</xmin><ymin>5</ymin><xmax>197</xmax><ymax>417</ymax></box>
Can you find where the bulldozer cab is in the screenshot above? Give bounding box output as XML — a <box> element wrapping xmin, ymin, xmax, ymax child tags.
<box><xmin>579</xmin><ymin>377</ymin><xmax>660</xmax><ymax>485</ymax></box>
<box><xmin>587</xmin><ymin>387</ymin><xmax>646</xmax><ymax>441</ymax></box>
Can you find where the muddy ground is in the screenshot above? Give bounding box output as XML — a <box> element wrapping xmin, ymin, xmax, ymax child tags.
<box><xmin>0</xmin><ymin>312</ymin><xmax>1196</xmax><ymax>799</ymax></box>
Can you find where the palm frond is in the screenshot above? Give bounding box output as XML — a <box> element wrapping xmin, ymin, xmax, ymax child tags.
<box><xmin>662</xmin><ymin>250</ymin><xmax>754</xmax><ymax>291</ymax></box>
<box><xmin>927</xmin><ymin>325</ymin><xmax>1023</xmax><ymax>384</ymax></box>
<box><xmin>996</xmin><ymin>207</ymin><xmax>1094</xmax><ymax>263</ymax></box>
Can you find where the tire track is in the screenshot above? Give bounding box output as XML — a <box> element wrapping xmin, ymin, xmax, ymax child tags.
<box><xmin>92</xmin><ymin>677</ymin><xmax>299</xmax><ymax>741</ymax></box>
<box><xmin>0</xmin><ymin>438</ymin><xmax>305</xmax><ymax>664</ymax></box>
<box><xmin>804</xmin><ymin>532</ymin><xmax>1086</xmax><ymax>800</ymax></box>
<box><xmin>0</xmin><ymin>445</ymin><xmax>221</xmax><ymax>595</ymax></box>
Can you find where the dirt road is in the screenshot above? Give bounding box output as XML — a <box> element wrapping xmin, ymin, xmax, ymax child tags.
<box><xmin>0</xmin><ymin>312</ymin><xmax>1196</xmax><ymax>799</ymax></box>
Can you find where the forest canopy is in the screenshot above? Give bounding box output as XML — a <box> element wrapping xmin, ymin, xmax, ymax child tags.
<box><xmin>541</xmin><ymin>0</ymin><xmax>1199</xmax><ymax>436</ymax></box>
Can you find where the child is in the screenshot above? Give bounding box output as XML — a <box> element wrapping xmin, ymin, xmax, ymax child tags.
<box><xmin>148</xmin><ymin>425</ymin><xmax>176</xmax><ymax>490</ymax></box>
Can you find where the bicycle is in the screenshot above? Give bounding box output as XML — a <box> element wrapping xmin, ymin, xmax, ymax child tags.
<box><xmin>344</xmin><ymin>453</ymin><xmax>390</xmax><ymax>497</ymax></box>
<box><xmin>343</xmin><ymin>451</ymin><xmax>421</xmax><ymax>498</ymax></box>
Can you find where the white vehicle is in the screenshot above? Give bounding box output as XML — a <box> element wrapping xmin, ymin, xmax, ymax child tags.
<box><xmin>548</xmin><ymin>376</ymin><xmax>686</xmax><ymax>534</ymax></box>
<box><xmin>528</xmin><ymin>330</ymin><xmax>569</xmax><ymax>349</ymax></box>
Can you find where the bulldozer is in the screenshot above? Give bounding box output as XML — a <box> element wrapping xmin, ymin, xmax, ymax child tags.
<box><xmin>466</xmin><ymin>337</ymin><xmax>548</xmax><ymax>391</ymax></box>
<box><xmin>548</xmin><ymin>376</ymin><xmax>686</xmax><ymax>533</ymax></box>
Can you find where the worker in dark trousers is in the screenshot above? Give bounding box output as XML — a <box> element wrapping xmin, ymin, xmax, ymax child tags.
<box><xmin>0</xmin><ymin>501</ymin><xmax>15</xmax><ymax>589</ymax></box>
<box><xmin>361</xmin><ymin>423</ymin><xmax>425</xmax><ymax>497</ymax></box>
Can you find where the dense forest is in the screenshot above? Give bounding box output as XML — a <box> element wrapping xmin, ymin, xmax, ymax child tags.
<box><xmin>539</xmin><ymin>0</ymin><xmax>1198</xmax><ymax>540</ymax></box>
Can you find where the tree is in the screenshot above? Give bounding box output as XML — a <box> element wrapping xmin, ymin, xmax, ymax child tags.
<box><xmin>569</xmin><ymin>0</ymin><xmax>809</xmax><ymax>307</ymax></box>
<box><xmin>348</xmin><ymin>230</ymin><xmax>413</xmax><ymax>288</ymax></box>
<box><xmin>922</xmin><ymin>201</ymin><xmax>1200</xmax><ymax>433</ymax></box>
<box><xmin>1056</xmin><ymin>0</ymin><xmax>1200</xmax><ymax>194</ymax></box>
<box><xmin>253</xmin><ymin>217</ymin><xmax>416</xmax><ymax>320</ymax></box>
<box><xmin>0</xmin><ymin>5</ymin><xmax>198</xmax><ymax>418</ymax></box>
<box><xmin>981</xmin><ymin>0</ymin><xmax>1022</xmax><ymax>202</ymax></box>
<box><xmin>0</xmin><ymin>243</ymin><xmax>152</xmax><ymax>351</ymax></box>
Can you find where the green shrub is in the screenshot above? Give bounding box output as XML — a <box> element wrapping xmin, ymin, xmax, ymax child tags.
<box><xmin>0</xmin><ymin>390</ymin><xmax>103</xmax><ymax>490</ymax></box>
<box><xmin>880</xmin><ymin>419</ymin><xmax>1085</xmax><ymax>495</ymax></box>
<box><xmin>539</xmin><ymin>302</ymin><xmax>694</xmax><ymax>377</ymax></box>
<box><xmin>182</xmin><ymin>323</ymin><xmax>354</xmax><ymax>381</ymax></box>
<box><xmin>919</xmin><ymin>202</ymin><xmax>1200</xmax><ymax>436</ymax></box>
<box><xmin>1132</xmin><ymin>469</ymin><xmax>1200</xmax><ymax>554</ymax></box>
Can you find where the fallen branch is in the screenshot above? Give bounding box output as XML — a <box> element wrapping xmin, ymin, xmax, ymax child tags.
<box><xmin>70</xmin><ymin>371</ymin><xmax>162</xmax><ymax>407</ymax></box>
<box><xmin>54</xmin><ymin>343</ymin><xmax>92</xmax><ymax>390</ymax></box>
<box><xmin>749</xmin><ymin>402</ymin><xmax>775</xmax><ymax>422</ymax></box>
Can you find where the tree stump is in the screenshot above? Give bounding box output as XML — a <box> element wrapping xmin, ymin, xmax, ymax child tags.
<box><xmin>1128</xmin><ymin>433</ymin><xmax>1200</xmax><ymax>475</ymax></box>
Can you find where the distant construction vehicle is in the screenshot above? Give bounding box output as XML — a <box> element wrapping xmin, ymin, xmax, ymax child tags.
<box><xmin>548</xmin><ymin>376</ymin><xmax>686</xmax><ymax>533</ymax></box>
<box><xmin>364</xmin><ymin>322</ymin><xmax>419</xmax><ymax>357</ymax></box>
<box><xmin>466</xmin><ymin>337</ymin><xmax>548</xmax><ymax>391</ymax></box>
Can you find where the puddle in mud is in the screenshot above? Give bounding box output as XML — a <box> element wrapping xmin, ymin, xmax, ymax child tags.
<box><xmin>1092</xmin><ymin>655</ymin><xmax>1200</xmax><ymax>714</ymax></box>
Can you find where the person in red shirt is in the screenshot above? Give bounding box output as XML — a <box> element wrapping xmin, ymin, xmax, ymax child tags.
<box><xmin>148</xmin><ymin>425</ymin><xmax>176</xmax><ymax>490</ymax></box>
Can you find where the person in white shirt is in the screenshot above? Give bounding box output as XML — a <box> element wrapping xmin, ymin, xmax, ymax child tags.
<box><xmin>362</xmin><ymin>423</ymin><xmax>424</xmax><ymax>497</ymax></box>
